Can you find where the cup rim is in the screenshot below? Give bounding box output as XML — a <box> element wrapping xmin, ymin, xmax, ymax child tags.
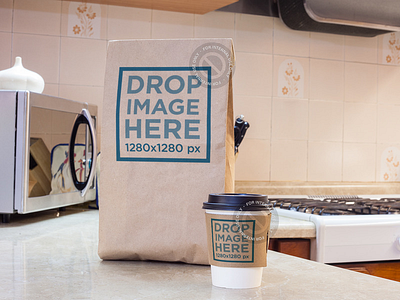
<box><xmin>202</xmin><ymin>193</ymin><xmax>271</xmax><ymax>211</ymax></box>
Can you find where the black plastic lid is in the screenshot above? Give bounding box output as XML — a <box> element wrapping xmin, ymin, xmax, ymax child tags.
<box><xmin>202</xmin><ymin>193</ymin><xmax>269</xmax><ymax>211</ymax></box>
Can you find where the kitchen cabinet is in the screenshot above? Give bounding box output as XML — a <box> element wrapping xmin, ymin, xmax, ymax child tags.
<box><xmin>269</xmin><ymin>238</ymin><xmax>400</xmax><ymax>282</ymax></box>
<box><xmin>332</xmin><ymin>261</ymin><xmax>400</xmax><ymax>282</ymax></box>
<box><xmin>69</xmin><ymin>0</ymin><xmax>239</xmax><ymax>14</ymax></box>
<box><xmin>268</xmin><ymin>238</ymin><xmax>311</xmax><ymax>260</ymax></box>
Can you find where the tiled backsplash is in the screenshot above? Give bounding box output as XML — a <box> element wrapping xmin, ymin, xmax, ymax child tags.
<box><xmin>1</xmin><ymin>0</ymin><xmax>400</xmax><ymax>183</ymax></box>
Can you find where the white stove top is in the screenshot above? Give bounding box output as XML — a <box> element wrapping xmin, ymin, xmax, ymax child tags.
<box><xmin>269</xmin><ymin>195</ymin><xmax>400</xmax><ymax>263</ymax></box>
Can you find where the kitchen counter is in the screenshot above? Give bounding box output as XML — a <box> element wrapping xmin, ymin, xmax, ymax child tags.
<box><xmin>1</xmin><ymin>207</ymin><xmax>399</xmax><ymax>299</ymax></box>
<box><xmin>272</xmin><ymin>215</ymin><xmax>315</xmax><ymax>238</ymax></box>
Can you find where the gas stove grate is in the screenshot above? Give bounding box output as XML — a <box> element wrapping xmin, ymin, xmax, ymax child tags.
<box><xmin>269</xmin><ymin>197</ymin><xmax>400</xmax><ymax>215</ymax></box>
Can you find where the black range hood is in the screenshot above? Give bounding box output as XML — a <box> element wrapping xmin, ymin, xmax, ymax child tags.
<box><xmin>219</xmin><ymin>0</ymin><xmax>399</xmax><ymax>37</ymax></box>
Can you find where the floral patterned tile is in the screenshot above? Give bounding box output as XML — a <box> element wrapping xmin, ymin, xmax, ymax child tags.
<box><xmin>376</xmin><ymin>144</ymin><xmax>400</xmax><ymax>182</ymax></box>
<box><xmin>61</xmin><ymin>1</ymin><xmax>107</xmax><ymax>39</ymax></box>
<box><xmin>68</xmin><ymin>2</ymin><xmax>99</xmax><ymax>38</ymax></box>
<box><xmin>278</xmin><ymin>59</ymin><xmax>304</xmax><ymax>98</ymax></box>
<box><xmin>379</xmin><ymin>32</ymin><xmax>400</xmax><ymax>65</ymax></box>
<box><xmin>273</xmin><ymin>56</ymin><xmax>309</xmax><ymax>99</ymax></box>
<box><xmin>380</xmin><ymin>146</ymin><xmax>400</xmax><ymax>181</ymax></box>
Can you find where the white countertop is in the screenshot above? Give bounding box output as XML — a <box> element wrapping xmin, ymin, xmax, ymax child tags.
<box><xmin>272</xmin><ymin>214</ymin><xmax>316</xmax><ymax>239</ymax></box>
<box><xmin>1</xmin><ymin>207</ymin><xmax>399</xmax><ymax>299</ymax></box>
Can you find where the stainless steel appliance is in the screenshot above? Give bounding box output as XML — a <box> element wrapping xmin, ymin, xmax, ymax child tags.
<box><xmin>219</xmin><ymin>0</ymin><xmax>400</xmax><ymax>36</ymax></box>
<box><xmin>0</xmin><ymin>91</ymin><xmax>97</xmax><ymax>222</ymax></box>
<box><xmin>272</xmin><ymin>196</ymin><xmax>400</xmax><ymax>263</ymax></box>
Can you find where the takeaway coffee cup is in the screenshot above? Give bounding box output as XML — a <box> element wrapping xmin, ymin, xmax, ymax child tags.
<box><xmin>202</xmin><ymin>193</ymin><xmax>271</xmax><ymax>289</ymax></box>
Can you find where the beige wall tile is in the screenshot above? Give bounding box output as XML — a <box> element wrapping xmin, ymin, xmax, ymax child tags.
<box><xmin>345</xmin><ymin>36</ymin><xmax>378</xmax><ymax>63</ymax></box>
<box><xmin>273</xmin><ymin>56</ymin><xmax>309</xmax><ymax>99</ymax></box>
<box><xmin>58</xmin><ymin>84</ymin><xmax>103</xmax><ymax>107</ymax></box>
<box><xmin>7</xmin><ymin>4</ymin><xmax>400</xmax><ymax>183</ymax></box>
<box><xmin>310</xmin><ymin>59</ymin><xmax>344</xmax><ymax>101</ymax></box>
<box><xmin>271</xmin><ymin>98</ymin><xmax>308</xmax><ymax>141</ymax></box>
<box><xmin>273</xmin><ymin>19</ymin><xmax>309</xmax><ymax>58</ymax></box>
<box><xmin>152</xmin><ymin>10</ymin><xmax>194</xmax><ymax>39</ymax></box>
<box><xmin>0</xmin><ymin>0</ymin><xmax>13</xmax><ymax>32</ymax></box>
<box><xmin>377</xmin><ymin>104</ymin><xmax>400</xmax><ymax>143</ymax></box>
<box><xmin>13</xmin><ymin>0</ymin><xmax>61</xmax><ymax>36</ymax></box>
<box><xmin>343</xmin><ymin>102</ymin><xmax>377</xmax><ymax>143</ymax></box>
<box><xmin>234</xmin><ymin>13</ymin><xmax>273</xmax><ymax>54</ymax></box>
<box><xmin>235</xmin><ymin>138</ymin><xmax>270</xmax><ymax>181</ymax></box>
<box><xmin>233</xmin><ymin>95</ymin><xmax>271</xmax><ymax>140</ymax></box>
<box><xmin>43</xmin><ymin>83</ymin><xmax>59</xmax><ymax>97</ymax></box>
<box><xmin>309</xmin><ymin>100</ymin><xmax>343</xmax><ymax>142</ymax></box>
<box><xmin>343</xmin><ymin>143</ymin><xmax>376</xmax><ymax>181</ymax></box>
<box><xmin>345</xmin><ymin>62</ymin><xmax>377</xmax><ymax>103</ymax></box>
<box><xmin>270</xmin><ymin>140</ymin><xmax>307</xmax><ymax>181</ymax></box>
<box><xmin>310</xmin><ymin>32</ymin><xmax>344</xmax><ymax>60</ymax></box>
<box><xmin>377</xmin><ymin>64</ymin><xmax>400</xmax><ymax>104</ymax></box>
<box><xmin>12</xmin><ymin>33</ymin><xmax>60</xmax><ymax>84</ymax></box>
<box><xmin>195</xmin><ymin>11</ymin><xmax>234</xmax><ymax>39</ymax></box>
<box><xmin>308</xmin><ymin>142</ymin><xmax>342</xmax><ymax>181</ymax></box>
<box><xmin>234</xmin><ymin>52</ymin><xmax>272</xmax><ymax>97</ymax></box>
<box><xmin>107</xmin><ymin>5</ymin><xmax>151</xmax><ymax>40</ymax></box>
<box><xmin>59</xmin><ymin>37</ymin><xmax>106</xmax><ymax>86</ymax></box>
<box><xmin>0</xmin><ymin>32</ymin><xmax>12</xmax><ymax>70</ymax></box>
<box><xmin>58</xmin><ymin>85</ymin><xmax>103</xmax><ymax>133</ymax></box>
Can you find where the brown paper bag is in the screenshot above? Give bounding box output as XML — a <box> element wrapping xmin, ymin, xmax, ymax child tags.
<box><xmin>98</xmin><ymin>38</ymin><xmax>235</xmax><ymax>265</ymax></box>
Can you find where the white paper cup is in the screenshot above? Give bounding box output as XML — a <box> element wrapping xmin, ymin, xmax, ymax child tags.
<box><xmin>211</xmin><ymin>265</ymin><xmax>263</xmax><ymax>289</ymax></box>
<box><xmin>203</xmin><ymin>193</ymin><xmax>271</xmax><ymax>289</ymax></box>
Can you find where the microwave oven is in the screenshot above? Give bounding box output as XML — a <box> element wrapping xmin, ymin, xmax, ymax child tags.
<box><xmin>0</xmin><ymin>91</ymin><xmax>97</xmax><ymax>222</ymax></box>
